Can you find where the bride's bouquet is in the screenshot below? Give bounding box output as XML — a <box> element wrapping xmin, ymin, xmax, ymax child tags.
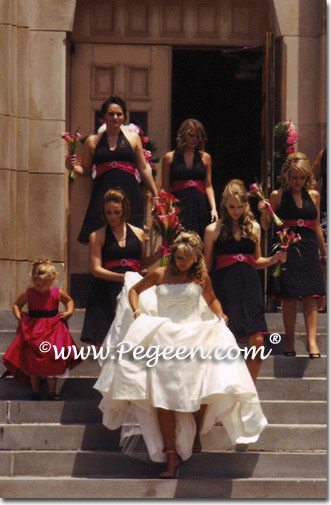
<box><xmin>152</xmin><ymin>191</ymin><xmax>182</xmax><ymax>266</ymax></box>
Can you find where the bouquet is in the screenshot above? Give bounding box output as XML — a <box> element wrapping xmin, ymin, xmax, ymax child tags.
<box><xmin>271</xmin><ymin>228</ymin><xmax>301</xmax><ymax>277</ymax></box>
<box><xmin>152</xmin><ymin>191</ymin><xmax>182</xmax><ymax>266</ymax></box>
<box><xmin>249</xmin><ymin>182</ymin><xmax>284</xmax><ymax>226</ymax></box>
<box><xmin>61</xmin><ymin>131</ymin><xmax>87</xmax><ymax>180</ymax></box>
<box><xmin>274</xmin><ymin>119</ymin><xmax>300</xmax><ymax>179</ymax></box>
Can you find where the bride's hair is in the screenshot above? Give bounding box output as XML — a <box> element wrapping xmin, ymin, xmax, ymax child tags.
<box><xmin>219</xmin><ymin>179</ymin><xmax>259</xmax><ymax>242</ymax></box>
<box><xmin>168</xmin><ymin>231</ymin><xmax>207</xmax><ymax>285</ymax></box>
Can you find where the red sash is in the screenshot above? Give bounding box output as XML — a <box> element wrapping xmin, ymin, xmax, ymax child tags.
<box><xmin>216</xmin><ymin>254</ymin><xmax>256</xmax><ymax>270</ymax></box>
<box><xmin>172</xmin><ymin>180</ymin><xmax>206</xmax><ymax>193</ymax></box>
<box><xmin>282</xmin><ymin>219</ymin><xmax>316</xmax><ymax>231</ymax></box>
<box><xmin>103</xmin><ymin>259</ymin><xmax>141</xmax><ymax>273</ymax></box>
<box><xmin>96</xmin><ymin>161</ymin><xmax>136</xmax><ymax>179</ymax></box>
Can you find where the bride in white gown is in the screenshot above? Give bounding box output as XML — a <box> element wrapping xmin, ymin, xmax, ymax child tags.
<box><xmin>94</xmin><ymin>231</ymin><xmax>267</xmax><ymax>478</ymax></box>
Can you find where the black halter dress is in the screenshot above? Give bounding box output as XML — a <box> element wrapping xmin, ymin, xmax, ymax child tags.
<box><xmin>170</xmin><ymin>150</ymin><xmax>210</xmax><ymax>239</ymax></box>
<box><xmin>211</xmin><ymin>236</ymin><xmax>268</xmax><ymax>340</ymax></box>
<box><xmin>81</xmin><ymin>224</ymin><xmax>142</xmax><ymax>344</ymax></box>
<box><xmin>267</xmin><ymin>189</ymin><xmax>325</xmax><ymax>299</ymax></box>
<box><xmin>78</xmin><ymin>130</ymin><xmax>144</xmax><ymax>243</ymax></box>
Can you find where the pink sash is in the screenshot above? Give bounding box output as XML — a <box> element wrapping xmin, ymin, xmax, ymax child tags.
<box><xmin>103</xmin><ymin>259</ymin><xmax>141</xmax><ymax>273</ymax></box>
<box><xmin>216</xmin><ymin>254</ymin><xmax>256</xmax><ymax>270</ymax></box>
<box><xmin>282</xmin><ymin>219</ymin><xmax>316</xmax><ymax>231</ymax></box>
<box><xmin>96</xmin><ymin>161</ymin><xmax>136</xmax><ymax>179</ymax></box>
<box><xmin>172</xmin><ymin>180</ymin><xmax>206</xmax><ymax>193</ymax></box>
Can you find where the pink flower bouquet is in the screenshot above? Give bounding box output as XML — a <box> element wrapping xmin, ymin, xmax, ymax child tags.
<box><xmin>271</xmin><ymin>228</ymin><xmax>301</xmax><ymax>277</ymax></box>
<box><xmin>152</xmin><ymin>191</ymin><xmax>182</xmax><ymax>266</ymax></box>
<box><xmin>249</xmin><ymin>182</ymin><xmax>284</xmax><ymax>226</ymax></box>
<box><xmin>274</xmin><ymin>119</ymin><xmax>300</xmax><ymax>177</ymax></box>
<box><xmin>62</xmin><ymin>131</ymin><xmax>87</xmax><ymax>180</ymax></box>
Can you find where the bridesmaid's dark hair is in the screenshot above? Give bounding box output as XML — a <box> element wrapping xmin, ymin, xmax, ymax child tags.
<box><xmin>101</xmin><ymin>95</ymin><xmax>127</xmax><ymax>120</ymax></box>
<box><xmin>101</xmin><ymin>188</ymin><xmax>131</xmax><ymax>223</ymax></box>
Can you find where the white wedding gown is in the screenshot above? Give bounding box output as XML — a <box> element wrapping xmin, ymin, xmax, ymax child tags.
<box><xmin>94</xmin><ymin>272</ymin><xmax>267</xmax><ymax>462</ymax></box>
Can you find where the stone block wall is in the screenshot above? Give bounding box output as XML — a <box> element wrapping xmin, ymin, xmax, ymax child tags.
<box><xmin>269</xmin><ymin>0</ymin><xmax>326</xmax><ymax>162</ymax></box>
<box><xmin>0</xmin><ymin>0</ymin><xmax>76</xmax><ymax>309</ymax></box>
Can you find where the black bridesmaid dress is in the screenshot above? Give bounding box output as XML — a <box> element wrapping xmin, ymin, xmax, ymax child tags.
<box><xmin>81</xmin><ymin>224</ymin><xmax>142</xmax><ymax>344</ymax></box>
<box><xmin>268</xmin><ymin>189</ymin><xmax>325</xmax><ymax>299</ymax></box>
<box><xmin>211</xmin><ymin>236</ymin><xmax>268</xmax><ymax>340</ymax></box>
<box><xmin>170</xmin><ymin>150</ymin><xmax>210</xmax><ymax>239</ymax></box>
<box><xmin>78</xmin><ymin>130</ymin><xmax>144</xmax><ymax>243</ymax></box>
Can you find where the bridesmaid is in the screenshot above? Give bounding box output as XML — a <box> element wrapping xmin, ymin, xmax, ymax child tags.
<box><xmin>204</xmin><ymin>180</ymin><xmax>286</xmax><ymax>382</ymax></box>
<box><xmin>260</xmin><ymin>153</ymin><xmax>326</xmax><ymax>359</ymax></box>
<box><xmin>65</xmin><ymin>95</ymin><xmax>158</xmax><ymax>243</ymax></box>
<box><xmin>161</xmin><ymin>119</ymin><xmax>218</xmax><ymax>239</ymax></box>
<box><xmin>81</xmin><ymin>188</ymin><xmax>159</xmax><ymax>346</ymax></box>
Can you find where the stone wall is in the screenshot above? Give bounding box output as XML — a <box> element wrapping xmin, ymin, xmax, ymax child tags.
<box><xmin>269</xmin><ymin>0</ymin><xmax>326</xmax><ymax>162</ymax></box>
<box><xmin>0</xmin><ymin>0</ymin><xmax>76</xmax><ymax>309</ymax></box>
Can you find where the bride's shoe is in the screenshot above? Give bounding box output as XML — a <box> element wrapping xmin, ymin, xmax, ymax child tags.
<box><xmin>160</xmin><ymin>447</ymin><xmax>182</xmax><ymax>479</ymax></box>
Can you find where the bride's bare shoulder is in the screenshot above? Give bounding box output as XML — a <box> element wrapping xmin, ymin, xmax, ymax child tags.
<box><xmin>148</xmin><ymin>266</ymin><xmax>167</xmax><ymax>285</ymax></box>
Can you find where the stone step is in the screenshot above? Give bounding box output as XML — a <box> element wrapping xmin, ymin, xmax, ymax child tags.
<box><xmin>0</xmin><ymin>309</ymin><xmax>327</xmax><ymax>332</ymax></box>
<box><xmin>201</xmin><ymin>424</ymin><xmax>326</xmax><ymax>451</ymax></box>
<box><xmin>0</xmin><ymin>450</ymin><xmax>326</xmax><ymax>479</ymax></box>
<box><xmin>0</xmin><ymin>424</ymin><xmax>326</xmax><ymax>451</ymax></box>
<box><xmin>0</xmin><ymin>353</ymin><xmax>326</xmax><ymax>379</ymax></box>
<box><xmin>0</xmin><ymin>476</ymin><xmax>326</xmax><ymax>499</ymax></box>
<box><xmin>259</xmin><ymin>355</ymin><xmax>327</xmax><ymax>378</ymax></box>
<box><xmin>0</xmin><ymin>399</ymin><xmax>326</xmax><ymax>425</ymax></box>
<box><xmin>256</xmin><ymin>377</ymin><xmax>326</xmax><ymax>401</ymax></box>
<box><xmin>66</xmin><ymin>311</ymin><xmax>326</xmax><ymax>332</ymax></box>
<box><xmin>0</xmin><ymin>330</ymin><xmax>327</xmax><ymax>355</ymax></box>
<box><xmin>0</xmin><ymin>376</ymin><xmax>326</xmax><ymax>401</ymax></box>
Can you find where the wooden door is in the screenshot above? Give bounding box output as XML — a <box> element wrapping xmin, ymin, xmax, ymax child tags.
<box><xmin>68</xmin><ymin>43</ymin><xmax>171</xmax><ymax>278</ymax></box>
<box><xmin>261</xmin><ymin>32</ymin><xmax>275</xmax><ymax>301</ymax></box>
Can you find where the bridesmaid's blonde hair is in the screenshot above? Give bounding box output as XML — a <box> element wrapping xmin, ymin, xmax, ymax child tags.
<box><xmin>30</xmin><ymin>259</ymin><xmax>58</xmax><ymax>283</ymax></box>
<box><xmin>176</xmin><ymin>119</ymin><xmax>207</xmax><ymax>151</ymax></box>
<box><xmin>168</xmin><ymin>231</ymin><xmax>207</xmax><ymax>285</ymax></box>
<box><xmin>219</xmin><ymin>179</ymin><xmax>259</xmax><ymax>242</ymax></box>
<box><xmin>278</xmin><ymin>152</ymin><xmax>316</xmax><ymax>191</ymax></box>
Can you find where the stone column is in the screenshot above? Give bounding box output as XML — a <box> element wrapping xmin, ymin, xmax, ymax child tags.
<box><xmin>269</xmin><ymin>0</ymin><xmax>324</xmax><ymax>163</ymax></box>
<box><xmin>0</xmin><ymin>0</ymin><xmax>76</xmax><ymax>309</ymax></box>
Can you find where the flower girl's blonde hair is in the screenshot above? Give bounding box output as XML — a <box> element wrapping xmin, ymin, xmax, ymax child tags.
<box><xmin>30</xmin><ymin>259</ymin><xmax>58</xmax><ymax>284</ymax></box>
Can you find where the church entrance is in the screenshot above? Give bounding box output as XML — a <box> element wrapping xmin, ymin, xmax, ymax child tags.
<box><xmin>171</xmin><ymin>47</ymin><xmax>263</xmax><ymax>207</ymax></box>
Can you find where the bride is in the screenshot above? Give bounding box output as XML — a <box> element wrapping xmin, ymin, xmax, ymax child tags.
<box><xmin>94</xmin><ymin>231</ymin><xmax>267</xmax><ymax>478</ymax></box>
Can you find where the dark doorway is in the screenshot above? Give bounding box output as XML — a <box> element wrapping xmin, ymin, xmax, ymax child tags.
<box><xmin>172</xmin><ymin>47</ymin><xmax>263</xmax><ymax>206</ymax></box>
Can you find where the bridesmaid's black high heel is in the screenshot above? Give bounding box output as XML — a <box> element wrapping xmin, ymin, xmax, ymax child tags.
<box><xmin>284</xmin><ymin>351</ymin><xmax>296</xmax><ymax>357</ymax></box>
<box><xmin>306</xmin><ymin>344</ymin><xmax>321</xmax><ymax>360</ymax></box>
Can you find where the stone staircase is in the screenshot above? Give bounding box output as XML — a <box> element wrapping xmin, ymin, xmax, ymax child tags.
<box><xmin>0</xmin><ymin>311</ymin><xmax>327</xmax><ymax>498</ymax></box>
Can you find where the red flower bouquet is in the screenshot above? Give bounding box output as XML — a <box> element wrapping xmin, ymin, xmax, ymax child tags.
<box><xmin>271</xmin><ymin>228</ymin><xmax>301</xmax><ymax>277</ymax></box>
<box><xmin>152</xmin><ymin>191</ymin><xmax>182</xmax><ymax>266</ymax></box>
<box><xmin>274</xmin><ymin>119</ymin><xmax>300</xmax><ymax>178</ymax></box>
<box><xmin>62</xmin><ymin>131</ymin><xmax>87</xmax><ymax>180</ymax></box>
